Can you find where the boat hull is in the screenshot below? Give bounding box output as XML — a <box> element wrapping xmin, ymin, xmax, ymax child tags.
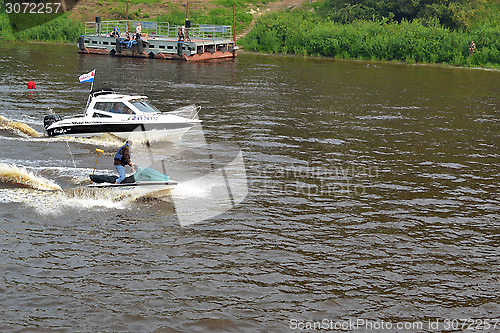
<box><xmin>88</xmin><ymin>181</ymin><xmax>177</xmax><ymax>188</ymax></box>
<box><xmin>46</xmin><ymin>121</ymin><xmax>196</xmax><ymax>142</ymax></box>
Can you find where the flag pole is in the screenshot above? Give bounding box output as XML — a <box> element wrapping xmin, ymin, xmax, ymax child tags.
<box><xmin>85</xmin><ymin>69</ymin><xmax>96</xmax><ymax>108</ymax></box>
<box><xmin>90</xmin><ymin>69</ymin><xmax>95</xmax><ymax>93</ymax></box>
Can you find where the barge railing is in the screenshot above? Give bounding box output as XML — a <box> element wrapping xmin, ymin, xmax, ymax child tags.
<box><xmin>85</xmin><ymin>20</ymin><xmax>233</xmax><ymax>40</ymax></box>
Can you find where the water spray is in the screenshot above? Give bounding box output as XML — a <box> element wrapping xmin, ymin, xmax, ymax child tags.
<box><xmin>66</xmin><ymin>140</ymin><xmax>77</xmax><ymax>169</ymax></box>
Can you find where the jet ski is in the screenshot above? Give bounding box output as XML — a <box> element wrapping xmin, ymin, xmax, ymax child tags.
<box><xmin>88</xmin><ymin>166</ymin><xmax>177</xmax><ymax>188</ymax></box>
<box><xmin>44</xmin><ymin>88</ymin><xmax>201</xmax><ymax>142</ymax></box>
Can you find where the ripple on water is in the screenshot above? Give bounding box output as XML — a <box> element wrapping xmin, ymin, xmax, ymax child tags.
<box><xmin>0</xmin><ymin>45</ymin><xmax>499</xmax><ymax>331</ymax></box>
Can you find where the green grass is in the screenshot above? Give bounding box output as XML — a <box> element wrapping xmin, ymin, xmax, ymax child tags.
<box><xmin>155</xmin><ymin>5</ymin><xmax>252</xmax><ymax>32</ymax></box>
<box><xmin>0</xmin><ymin>13</ymin><xmax>83</xmax><ymax>42</ymax></box>
<box><xmin>240</xmin><ymin>9</ymin><xmax>500</xmax><ymax>68</ymax></box>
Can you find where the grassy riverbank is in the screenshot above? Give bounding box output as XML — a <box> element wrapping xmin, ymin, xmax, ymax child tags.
<box><xmin>240</xmin><ymin>0</ymin><xmax>500</xmax><ymax>68</ymax></box>
<box><xmin>0</xmin><ymin>14</ymin><xmax>83</xmax><ymax>42</ymax></box>
<box><xmin>240</xmin><ymin>10</ymin><xmax>500</xmax><ymax>68</ymax></box>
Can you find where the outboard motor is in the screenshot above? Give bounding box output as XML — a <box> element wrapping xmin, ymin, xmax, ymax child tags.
<box><xmin>44</xmin><ymin>114</ymin><xmax>62</xmax><ymax>130</ymax></box>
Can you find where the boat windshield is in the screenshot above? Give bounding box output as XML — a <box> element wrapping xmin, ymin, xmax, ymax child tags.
<box><xmin>130</xmin><ymin>99</ymin><xmax>160</xmax><ymax>113</ymax></box>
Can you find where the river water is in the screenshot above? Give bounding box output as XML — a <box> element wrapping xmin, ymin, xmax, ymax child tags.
<box><xmin>0</xmin><ymin>41</ymin><xmax>499</xmax><ymax>332</ymax></box>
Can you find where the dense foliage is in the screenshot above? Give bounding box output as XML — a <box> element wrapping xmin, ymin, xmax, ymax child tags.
<box><xmin>319</xmin><ymin>0</ymin><xmax>487</xmax><ymax>30</ymax></box>
<box><xmin>241</xmin><ymin>1</ymin><xmax>500</xmax><ymax>68</ymax></box>
<box><xmin>0</xmin><ymin>13</ymin><xmax>83</xmax><ymax>42</ymax></box>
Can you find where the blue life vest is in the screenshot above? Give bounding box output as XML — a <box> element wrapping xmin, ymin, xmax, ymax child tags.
<box><xmin>114</xmin><ymin>143</ymin><xmax>131</xmax><ymax>162</ymax></box>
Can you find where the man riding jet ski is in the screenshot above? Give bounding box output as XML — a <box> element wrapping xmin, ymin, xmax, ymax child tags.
<box><xmin>89</xmin><ymin>142</ymin><xmax>177</xmax><ymax>188</ymax></box>
<box><xmin>89</xmin><ymin>166</ymin><xmax>177</xmax><ymax>188</ymax></box>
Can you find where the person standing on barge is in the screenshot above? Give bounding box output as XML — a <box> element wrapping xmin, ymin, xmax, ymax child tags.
<box><xmin>136</xmin><ymin>22</ymin><xmax>142</xmax><ymax>40</ymax></box>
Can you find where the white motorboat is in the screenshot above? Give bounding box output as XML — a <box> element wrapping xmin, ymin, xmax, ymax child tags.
<box><xmin>44</xmin><ymin>88</ymin><xmax>201</xmax><ymax>142</ymax></box>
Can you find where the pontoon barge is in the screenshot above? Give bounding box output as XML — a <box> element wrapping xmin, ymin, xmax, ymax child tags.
<box><xmin>77</xmin><ymin>20</ymin><xmax>237</xmax><ymax>61</ymax></box>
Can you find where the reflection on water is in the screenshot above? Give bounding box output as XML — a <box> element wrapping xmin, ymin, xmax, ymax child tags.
<box><xmin>0</xmin><ymin>41</ymin><xmax>499</xmax><ymax>331</ymax></box>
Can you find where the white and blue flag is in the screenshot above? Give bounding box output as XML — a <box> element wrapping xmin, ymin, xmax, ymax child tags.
<box><xmin>79</xmin><ymin>70</ymin><xmax>95</xmax><ymax>83</ymax></box>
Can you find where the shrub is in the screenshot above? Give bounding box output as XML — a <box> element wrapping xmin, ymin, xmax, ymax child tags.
<box><xmin>241</xmin><ymin>9</ymin><xmax>500</xmax><ymax>68</ymax></box>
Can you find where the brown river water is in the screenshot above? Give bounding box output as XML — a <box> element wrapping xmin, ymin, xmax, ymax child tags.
<box><xmin>0</xmin><ymin>41</ymin><xmax>499</xmax><ymax>332</ymax></box>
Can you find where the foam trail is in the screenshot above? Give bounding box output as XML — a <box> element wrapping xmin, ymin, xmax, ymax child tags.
<box><xmin>171</xmin><ymin>150</ymin><xmax>248</xmax><ymax>226</ymax></box>
<box><xmin>0</xmin><ymin>188</ymin><xmax>128</xmax><ymax>215</ymax></box>
<box><xmin>0</xmin><ymin>163</ymin><xmax>62</xmax><ymax>191</ymax></box>
<box><xmin>27</xmin><ymin>186</ymin><xmax>171</xmax><ymax>215</ymax></box>
<box><xmin>0</xmin><ymin>115</ymin><xmax>41</xmax><ymax>137</ymax></box>
<box><xmin>63</xmin><ymin>132</ymin><xmax>124</xmax><ymax>147</ymax></box>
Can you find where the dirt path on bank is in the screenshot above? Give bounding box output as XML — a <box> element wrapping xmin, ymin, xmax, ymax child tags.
<box><xmin>236</xmin><ymin>0</ymin><xmax>309</xmax><ymax>40</ymax></box>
